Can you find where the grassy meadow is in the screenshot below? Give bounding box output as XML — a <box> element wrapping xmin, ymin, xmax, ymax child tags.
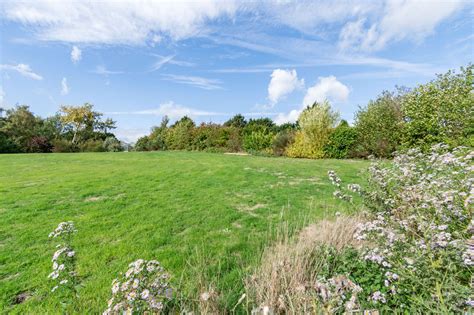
<box><xmin>0</xmin><ymin>151</ymin><xmax>367</xmax><ymax>313</ymax></box>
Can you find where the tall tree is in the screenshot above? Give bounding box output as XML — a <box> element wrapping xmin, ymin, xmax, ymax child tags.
<box><xmin>59</xmin><ymin>103</ymin><xmax>101</xmax><ymax>144</ymax></box>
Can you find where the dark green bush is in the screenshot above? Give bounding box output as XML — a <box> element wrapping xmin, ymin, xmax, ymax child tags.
<box><xmin>79</xmin><ymin>139</ymin><xmax>106</xmax><ymax>152</ymax></box>
<box><xmin>52</xmin><ymin>139</ymin><xmax>78</xmax><ymax>153</ymax></box>
<box><xmin>353</xmin><ymin>90</ymin><xmax>404</xmax><ymax>158</ymax></box>
<box><xmin>323</xmin><ymin>120</ymin><xmax>357</xmax><ymax>159</ymax></box>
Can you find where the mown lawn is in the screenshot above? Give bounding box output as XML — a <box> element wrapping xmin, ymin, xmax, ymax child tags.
<box><xmin>0</xmin><ymin>151</ymin><xmax>367</xmax><ymax>313</ymax></box>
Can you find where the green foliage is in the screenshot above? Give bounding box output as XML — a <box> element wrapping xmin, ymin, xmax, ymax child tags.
<box><xmin>324</xmin><ymin>120</ymin><xmax>357</xmax><ymax>159</ymax></box>
<box><xmin>52</xmin><ymin>139</ymin><xmax>78</xmax><ymax>153</ymax></box>
<box><xmin>243</xmin><ymin>130</ymin><xmax>274</xmax><ymax>153</ymax></box>
<box><xmin>1</xmin><ymin>105</ymin><xmax>38</xmax><ymax>152</ymax></box>
<box><xmin>272</xmin><ymin>130</ymin><xmax>295</xmax><ymax>156</ymax></box>
<box><xmin>223</xmin><ymin>114</ymin><xmax>247</xmax><ymax>129</ymax></box>
<box><xmin>165</xmin><ymin>116</ymin><xmax>195</xmax><ymax>150</ymax></box>
<box><xmin>402</xmin><ymin>64</ymin><xmax>474</xmax><ymax>149</ymax></box>
<box><xmin>353</xmin><ymin>90</ymin><xmax>404</xmax><ymax>158</ymax></box>
<box><xmin>79</xmin><ymin>139</ymin><xmax>106</xmax><ymax>152</ymax></box>
<box><xmin>287</xmin><ymin>101</ymin><xmax>339</xmax><ymax>159</ymax></box>
<box><xmin>103</xmin><ymin>137</ymin><xmax>123</xmax><ymax>152</ymax></box>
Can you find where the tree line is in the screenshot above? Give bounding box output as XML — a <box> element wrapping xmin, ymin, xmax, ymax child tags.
<box><xmin>135</xmin><ymin>64</ymin><xmax>473</xmax><ymax>158</ymax></box>
<box><xmin>0</xmin><ymin>103</ymin><xmax>124</xmax><ymax>153</ymax></box>
<box><xmin>1</xmin><ymin>64</ymin><xmax>472</xmax><ymax>157</ymax></box>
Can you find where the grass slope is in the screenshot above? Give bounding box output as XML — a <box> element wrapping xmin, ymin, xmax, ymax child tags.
<box><xmin>0</xmin><ymin>151</ymin><xmax>367</xmax><ymax>313</ymax></box>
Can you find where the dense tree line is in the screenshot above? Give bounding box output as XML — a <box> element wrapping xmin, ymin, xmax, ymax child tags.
<box><xmin>136</xmin><ymin>64</ymin><xmax>473</xmax><ymax>158</ymax></box>
<box><xmin>1</xmin><ymin>65</ymin><xmax>471</xmax><ymax>157</ymax></box>
<box><xmin>0</xmin><ymin>103</ymin><xmax>124</xmax><ymax>153</ymax></box>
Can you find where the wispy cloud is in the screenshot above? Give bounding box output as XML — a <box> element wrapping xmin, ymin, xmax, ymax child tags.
<box><xmin>149</xmin><ymin>54</ymin><xmax>194</xmax><ymax>72</ymax></box>
<box><xmin>106</xmin><ymin>101</ymin><xmax>226</xmax><ymax>120</ymax></box>
<box><xmin>161</xmin><ymin>74</ymin><xmax>223</xmax><ymax>90</ymax></box>
<box><xmin>93</xmin><ymin>65</ymin><xmax>123</xmax><ymax>75</ymax></box>
<box><xmin>0</xmin><ymin>63</ymin><xmax>43</xmax><ymax>80</ymax></box>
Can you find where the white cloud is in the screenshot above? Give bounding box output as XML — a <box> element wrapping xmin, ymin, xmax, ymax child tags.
<box><xmin>161</xmin><ymin>74</ymin><xmax>223</xmax><ymax>90</ymax></box>
<box><xmin>339</xmin><ymin>0</ymin><xmax>466</xmax><ymax>52</ymax></box>
<box><xmin>70</xmin><ymin>46</ymin><xmax>82</xmax><ymax>63</ymax></box>
<box><xmin>303</xmin><ymin>76</ymin><xmax>349</xmax><ymax>106</ymax></box>
<box><xmin>267</xmin><ymin>69</ymin><xmax>304</xmax><ymax>105</ymax></box>
<box><xmin>2</xmin><ymin>0</ymin><xmax>238</xmax><ymax>45</ymax></box>
<box><xmin>274</xmin><ymin>75</ymin><xmax>350</xmax><ymax>125</ymax></box>
<box><xmin>107</xmin><ymin>101</ymin><xmax>225</xmax><ymax>120</ymax></box>
<box><xmin>0</xmin><ymin>63</ymin><xmax>43</xmax><ymax>80</ymax></box>
<box><xmin>274</xmin><ymin>109</ymin><xmax>302</xmax><ymax>125</ymax></box>
<box><xmin>61</xmin><ymin>77</ymin><xmax>69</xmax><ymax>95</ymax></box>
<box><xmin>114</xmin><ymin>128</ymin><xmax>148</xmax><ymax>143</ymax></box>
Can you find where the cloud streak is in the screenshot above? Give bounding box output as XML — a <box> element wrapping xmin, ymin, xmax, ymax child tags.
<box><xmin>0</xmin><ymin>63</ymin><xmax>43</xmax><ymax>80</ymax></box>
<box><xmin>161</xmin><ymin>74</ymin><xmax>223</xmax><ymax>90</ymax></box>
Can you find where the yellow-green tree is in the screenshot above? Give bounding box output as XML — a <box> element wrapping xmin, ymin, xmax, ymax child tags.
<box><xmin>287</xmin><ymin>101</ymin><xmax>339</xmax><ymax>158</ymax></box>
<box><xmin>59</xmin><ymin>103</ymin><xmax>101</xmax><ymax>144</ymax></box>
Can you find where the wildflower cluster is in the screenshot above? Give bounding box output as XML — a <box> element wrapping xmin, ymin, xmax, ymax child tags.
<box><xmin>48</xmin><ymin>222</ymin><xmax>77</xmax><ymax>294</ymax></box>
<box><xmin>331</xmin><ymin>144</ymin><xmax>473</xmax><ymax>312</ymax></box>
<box><xmin>104</xmin><ymin>259</ymin><xmax>172</xmax><ymax>314</ymax></box>
<box><xmin>327</xmin><ymin>171</ymin><xmax>353</xmax><ymax>202</ymax></box>
<box><xmin>313</xmin><ymin>275</ymin><xmax>362</xmax><ymax>313</ymax></box>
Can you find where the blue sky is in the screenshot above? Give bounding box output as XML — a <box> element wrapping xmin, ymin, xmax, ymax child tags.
<box><xmin>1</xmin><ymin>0</ymin><xmax>473</xmax><ymax>142</ymax></box>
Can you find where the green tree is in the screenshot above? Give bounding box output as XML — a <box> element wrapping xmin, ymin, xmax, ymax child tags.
<box><xmin>224</xmin><ymin>114</ymin><xmax>247</xmax><ymax>129</ymax></box>
<box><xmin>402</xmin><ymin>64</ymin><xmax>474</xmax><ymax>149</ymax></box>
<box><xmin>353</xmin><ymin>90</ymin><xmax>405</xmax><ymax>158</ymax></box>
<box><xmin>1</xmin><ymin>105</ymin><xmax>38</xmax><ymax>152</ymax></box>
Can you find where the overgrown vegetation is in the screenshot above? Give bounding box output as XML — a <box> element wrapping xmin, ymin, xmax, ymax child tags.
<box><xmin>245</xmin><ymin>144</ymin><xmax>473</xmax><ymax>313</ymax></box>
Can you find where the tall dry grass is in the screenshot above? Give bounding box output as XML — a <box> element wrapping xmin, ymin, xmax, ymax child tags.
<box><xmin>246</xmin><ymin>215</ymin><xmax>363</xmax><ymax>314</ymax></box>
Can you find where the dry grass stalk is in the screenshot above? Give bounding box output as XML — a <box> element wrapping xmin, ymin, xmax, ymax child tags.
<box><xmin>246</xmin><ymin>215</ymin><xmax>363</xmax><ymax>314</ymax></box>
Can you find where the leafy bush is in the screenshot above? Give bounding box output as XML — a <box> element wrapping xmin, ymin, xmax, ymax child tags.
<box><xmin>402</xmin><ymin>64</ymin><xmax>474</xmax><ymax>149</ymax></box>
<box><xmin>103</xmin><ymin>137</ymin><xmax>123</xmax><ymax>152</ymax></box>
<box><xmin>324</xmin><ymin>120</ymin><xmax>357</xmax><ymax>159</ymax></box>
<box><xmin>243</xmin><ymin>130</ymin><xmax>274</xmax><ymax>153</ymax></box>
<box><xmin>287</xmin><ymin>101</ymin><xmax>339</xmax><ymax>159</ymax></box>
<box><xmin>79</xmin><ymin>139</ymin><xmax>106</xmax><ymax>152</ymax></box>
<box><xmin>353</xmin><ymin>90</ymin><xmax>404</xmax><ymax>158</ymax></box>
<box><xmin>272</xmin><ymin>130</ymin><xmax>295</xmax><ymax>156</ymax></box>
<box><xmin>27</xmin><ymin>136</ymin><xmax>53</xmax><ymax>153</ymax></box>
<box><xmin>52</xmin><ymin>139</ymin><xmax>78</xmax><ymax>153</ymax></box>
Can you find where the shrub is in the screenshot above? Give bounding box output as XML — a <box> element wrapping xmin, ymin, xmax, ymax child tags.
<box><xmin>103</xmin><ymin>137</ymin><xmax>123</xmax><ymax>152</ymax></box>
<box><xmin>287</xmin><ymin>101</ymin><xmax>339</xmax><ymax>159</ymax></box>
<box><xmin>52</xmin><ymin>139</ymin><xmax>78</xmax><ymax>153</ymax></box>
<box><xmin>324</xmin><ymin>120</ymin><xmax>357</xmax><ymax>159</ymax></box>
<box><xmin>353</xmin><ymin>90</ymin><xmax>404</xmax><ymax>158</ymax></box>
<box><xmin>134</xmin><ymin>136</ymin><xmax>151</xmax><ymax>151</ymax></box>
<box><xmin>272</xmin><ymin>130</ymin><xmax>295</xmax><ymax>156</ymax></box>
<box><xmin>27</xmin><ymin>136</ymin><xmax>53</xmax><ymax>153</ymax></box>
<box><xmin>243</xmin><ymin>130</ymin><xmax>274</xmax><ymax>153</ymax></box>
<box><xmin>79</xmin><ymin>139</ymin><xmax>106</xmax><ymax>152</ymax></box>
<box><xmin>402</xmin><ymin>64</ymin><xmax>474</xmax><ymax>149</ymax></box>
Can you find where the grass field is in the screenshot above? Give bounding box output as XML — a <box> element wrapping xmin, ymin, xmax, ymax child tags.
<box><xmin>0</xmin><ymin>151</ymin><xmax>367</xmax><ymax>313</ymax></box>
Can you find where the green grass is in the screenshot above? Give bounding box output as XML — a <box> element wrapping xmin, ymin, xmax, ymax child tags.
<box><xmin>0</xmin><ymin>151</ymin><xmax>367</xmax><ymax>313</ymax></box>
